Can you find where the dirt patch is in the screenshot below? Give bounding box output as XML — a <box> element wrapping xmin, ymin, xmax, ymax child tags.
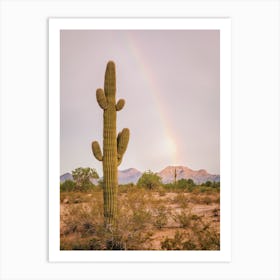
<box><xmin>60</xmin><ymin>189</ymin><xmax>220</xmax><ymax>250</ymax></box>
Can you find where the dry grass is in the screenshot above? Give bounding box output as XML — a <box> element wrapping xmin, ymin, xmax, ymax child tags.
<box><xmin>60</xmin><ymin>187</ymin><xmax>220</xmax><ymax>250</ymax></box>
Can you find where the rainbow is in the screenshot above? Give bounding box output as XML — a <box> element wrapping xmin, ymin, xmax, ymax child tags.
<box><xmin>125</xmin><ymin>32</ymin><xmax>182</xmax><ymax>165</ymax></box>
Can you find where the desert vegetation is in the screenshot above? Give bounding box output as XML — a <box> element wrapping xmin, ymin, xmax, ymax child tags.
<box><xmin>60</xmin><ymin>170</ymin><xmax>220</xmax><ymax>250</ymax></box>
<box><xmin>60</xmin><ymin>61</ymin><xmax>220</xmax><ymax>251</ymax></box>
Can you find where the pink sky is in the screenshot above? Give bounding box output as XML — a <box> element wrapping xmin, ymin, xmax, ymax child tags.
<box><xmin>60</xmin><ymin>30</ymin><xmax>220</xmax><ymax>176</ymax></box>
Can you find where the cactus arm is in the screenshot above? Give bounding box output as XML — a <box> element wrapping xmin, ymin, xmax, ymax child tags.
<box><xmin>92</xmin><ymin>141</ymin><xmax>103</xmax><ymax>161</ymax></box>
<box><xmin>117</xmin><ymin>128</ymin><xmax>130</xmax><ymax>166</ymax></box>
<box><xmin>116</xmin><ymin>99</ymin><xmax>125</xmax><ymax>111</ymax></box>
<box><xmin>96</xmin><ymin>88</ymin><xmax>108</xmax><ymax>109</ymax></box>
<box><xmin>117</xmin><ymin>156</ymin><xmax>123</xmax><ymax>167</ymax></box>
<box><xmin>116</xmin><ymin>131</ymin><xmax>122</xmax><ymax>166</ymax></box>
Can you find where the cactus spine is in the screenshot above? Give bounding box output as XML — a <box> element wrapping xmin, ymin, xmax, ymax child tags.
<box><xmin>92</xmin><ymin>61</ymin><xmax>129</xmax><ymax>230</ymax></box>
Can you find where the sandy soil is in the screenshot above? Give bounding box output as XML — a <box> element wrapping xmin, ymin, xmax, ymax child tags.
<box><xmin>60</xmin><ymin>190</ymin><xmax>220</xmax><ymax>250</ymax></box>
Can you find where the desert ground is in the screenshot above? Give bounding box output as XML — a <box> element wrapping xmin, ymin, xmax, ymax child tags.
<box><xmin>60</xmin><ymin>185</ymin><xmax>220</xmax><ymax>250</ymax></box>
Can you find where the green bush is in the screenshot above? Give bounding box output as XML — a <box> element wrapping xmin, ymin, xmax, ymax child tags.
<box><xmin>163</xmin><ymin>183</ymin><xmax>176</xmax><ymax>191</ymax></box>
<box><xmin>72</xmin><ymin>167</ymin><xmax>99</xmax><ymax>191</ymax></box>
<box><xmin>60</xmin><ymin>180</ymin><xmax>76</xmax><ymax>192</ymax></box>
<box><xmin>163</xmin><ymin>179</ymin><xmax>196</xmax><ymax>192</ymax></box>
<box><xmin>137</xmin><ymin>170</ymin><xmax>162</xmax><ymax>190</ymax></box>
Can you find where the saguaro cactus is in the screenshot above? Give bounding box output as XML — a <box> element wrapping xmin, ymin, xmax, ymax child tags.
<box><xmin>174</xmin><ymin>168</ymin><xmax>177</xmax><ymax>184</ymax></box>
<box><xmin>92</xmin><ymin>61</ymin><xmax>130</xmax><ymax>229</ymax></box>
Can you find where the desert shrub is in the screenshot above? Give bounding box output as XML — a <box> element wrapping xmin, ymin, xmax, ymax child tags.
<box><xmin>61</xmin><ymin>201</ymin><xmax>103</xmax><ymax>236</ymax></box>
<box><xmin>137</xmin><ymin>170</ymin><xmax>162</xmax><ymax>190</ymax></box>
<box><xmin>201</xmin><ymin>181</ymin><xmax>220</xmax><ymax>189</ymax></box>
<box><xmin>60</xmin><ymin>180</ymin><xmax>76</xmax><ymax>192</ymax></box>
<box><xmin>196</xmin><ymin>183</ymin><xmax>220</xmax><ymax>194</ymax></box>
<box><xmin>189</xmin><ymin>192</ymin><xmax>220</xmax><ymax>205</ymax></box>
<box><xmin>198</xmin><ymin>186</ymin><xmax>208</xmax><ymax>193</ymax></box>
<box><xmin>176</xmin><ymin>179</ymin><xmax>188</xmax><ymax>189</ymax></box>
<box><xmin>203</xmin><ymin>181</ymin><xmax>212</xmax><ymax>187</ymax></box>
<box><xmin>163</xmin><ymin>183</ymin><xmax>175</xmax><ymax>191</ymax></box>
<box><xmin>153</xmin><ymin>205</ymin><xmax>169</xmax><ymax>229</ymax></box>
<box><xmin>131</xmin><ymin>209</ymin><xmax>152</xmax><ymax>230</ymax></box>
<box><xmin>60</xmin><ymin>185</ymin><xmax>220</xmax><ymax>250</ymax></box>
<box><xmin>161</xmin><ymin>219</ymin><xmax>220</xmax><ymax>250</ymax></box>
<box><xmin>104</xmin><ymin>191</ymin><xmax>154</xmax><ymax>249</ymax></box>
<box><xmin>157</xmin><ymin>186</ymin><xmax>167</xmax><ymax>196</ymax></box>
<box><xmin>173</xmin><ymin>210</ymin><xmax>192</xmax><ymax>228</ymax></box>
<box><xmin>111</xmin><ymin>223</ymin><xmax>153</xmax><ymax>250</ymax></box>
<box><xmin>61</xmin><ymin>188</ymin><xmax>153</xmax><ymax>250</ymax></box>
<box><xmin>163</xmin><ymin>179</ymin><xmax>196</xmax><ymax>193</ymax></box>
<box><xmin>185</xmin><ymin>185</ymin><xmax>195</xmax><ymax>192</ymax></box>
<box><xmin>60</xmin><ymin>191</ymin><xmax>102</xmax><ymax>204</ymax></box>
<box><xmin>182</xmin><ymin>240</ymin><xmax>197</xmax><ymax>250</ymax></box>
<box><xmin>60</xmin><ymin>236</ymin><xmax>104</xmax><ymax>250</ymax></box>
<box><xmin>173</xmin><ymin>193</ymin><xmax>188</xmax><ymax>208</ymax></box>
<box><xmin>123</xmin><ymin>189</ymin><xmax>153</xmax><ymax>228</ymax></box>
<box><xmin>177</xmin><ymin>178</ymin><xmax>195</xmax><ymax>190</ymax></box>
<box><xmin>161</xmin><ymin>231</ymin><xmax>186</xmax><ymax>250</ymax></box>
<box><xmin>201</xmin><ymin>196</ymin><xmax>212</xmax><ymax>205</ymax></box>
<box><xmin>60</xmin><ymin>180</ymin><xmax>99</xmax><ymax>193</ymax></box>
<box><xmin>78</xmin><ymin>182</ymin><xmax>96</xmax><ymax>192</ymax></box>
<box><xmin>189</xmin><ymin>218</ymin><xmax>220</xmax><ymax>250</ymax></box>
<box><xmin>119</xmin><ymin>183</ymin><xmax>135</xmax><ymax>193</ymax></box>
<box><xmin>161</xmin><ymin>231</ymin><xmax>197</xmax><ymax>250</ymax></box>
<box><xmin>122</xmin><ymin>187</ymin><xmax>147</xmax><ymax>209</ymax></box>
<box><xmin>189</xmin><ymin>193</ymin><xmax>202</xmax><ymax>204</ymax></box>
<box><xmin>71</xmin><ymin>167</ymin><xmax>99</xmax><ymax>192</ymax></box>
<box><xmin>212</xmin><ymin>182</ymin><xmax>220</xmax><ymax>188</ymax></box>
<box><xmin>197</xmin><ymin>229</ymin><xmax>220</xmax><ymax>250</ymax></box>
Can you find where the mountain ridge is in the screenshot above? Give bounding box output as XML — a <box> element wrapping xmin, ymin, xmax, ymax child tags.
<box><xmin>60</xmin><ymin>165</ymin><xmax>219</xmax><ymax>185</ymax></box>
<box><xmin>157</xmin><ymin>166</ymin><xmax>219</xmax><ymax>184</ymax></box>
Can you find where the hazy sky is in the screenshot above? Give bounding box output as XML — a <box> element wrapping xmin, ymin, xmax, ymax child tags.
<box><xmin>60</xmin><ymin>30</ymin><xmax>220</xmax><ymax>176</ymax></box>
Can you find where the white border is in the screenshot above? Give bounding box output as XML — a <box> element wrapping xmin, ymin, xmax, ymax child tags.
<box><xmin>49</xmin><ymin>18</ymin><xmax>231</xmax><ymax>262</ymax></box>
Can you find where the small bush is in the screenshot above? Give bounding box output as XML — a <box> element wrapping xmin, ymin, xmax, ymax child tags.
<box><xmin>153</xmin><ymin>205</ymin><xmax>169</xmax><ymax>229</ymax></box>
<box><xmin>161</xmin><ymin>231</ymin><xmax>186</xmax><ymax>250</ymax></box>
<box><xmin>202</xmin><ymin>196</ymin><xmax>212</xmax><ymax>205</ymax></box>
<box><xmin>197</xmin><ymin>229</ymin><xmax>220</xmax><ymax>250</ymax></box>
<box><xmin>60</xmin><ymin>180</ymin><xmax>76</xmax><ymax>192</ymax></box>
<box><xmin>161</xmin><ymin>221</ymin><xmax>220</xmax><ymax>251</ymax></box>
<box><xmin>119</xmin><ymin>183</ymin><xmax>135</xmax><ymax>193</ymax></box>
<box><xmin>157</xmin><ymin>187</ymin><xmax>166</xmax><ymax>197</ymax></box>
<box><xmin>173</xmin><ymin>210</ymin><xmax>192</xmax><ymax>228</ymax></box>
<box><xmin>131</xmin><ymin>209</ymin><xmax>152</xmax><ymax>230</ymax></box>
<box><xmin>60</xmin><ymin>184</ymin><xmax>220</xmax><ymax>250</ymax></box>
<box><xmin>161</xmin><ymin>231</ymin><xmax>197</xmax><ymax>250</ymax></box>
<box><xmin>137</xmin><ymin>170</ymin><xmax>162</xmax><ymax>190</ymax></box>
<box><xmin>173</xmin><ymin>193</ymin><xmax>188</xmax><ymax>208</ymax></box>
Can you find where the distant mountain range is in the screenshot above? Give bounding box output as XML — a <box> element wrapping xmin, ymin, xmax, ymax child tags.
<box><xmin>157</xmin><ymin>166</ymin><xmax>220</xmax><ymax>185</ymax></box>
<box><xmin>60</xmin><ymin>172</ymin><xmax>73</xmax><ymax>183</ymax></box>
<box><xmin>60</xmin><ymin>166</ymin><xmax>219</xmax><ymax>185</ymax></box>
<box><xmin>118</xmin><ymin>168</ymin><xmax>142</xmax><ymax>184</ymax></box>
